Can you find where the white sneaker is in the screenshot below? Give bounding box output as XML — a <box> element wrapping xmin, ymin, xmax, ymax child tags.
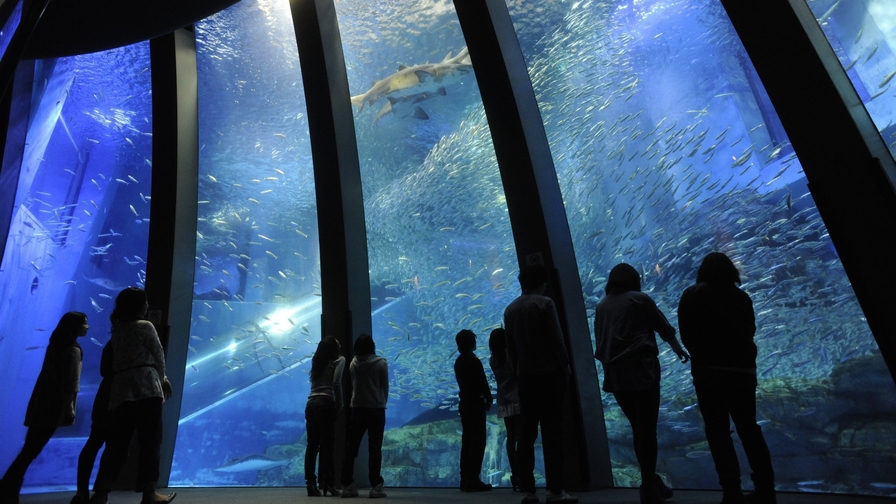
<box><xmin>369</xmin><ymin>483</ymin><xmax>387</xmax><ymax>499</ymax></box>
<box><xmin>341</xmin><ymin>483</ymin><xmax>358</xmax><ymax>498</ymax></box>
<box><xmin>521</xmin><ymin>492</ymin><xmax>540</xmax><ymax>504</ymax></box>
<box><xmin>546</xmin><ymin>490</ymin><xmax>578</xmax><ymax>503</ymax></box>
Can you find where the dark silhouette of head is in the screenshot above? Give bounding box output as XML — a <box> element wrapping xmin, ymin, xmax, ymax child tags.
<box><xmin>49</xmin><ymin>311</ymin><xmax>88</xmax><ymax>346</ymax></box>
<box><xmin>605</xmin><ymin>263</ymin><xmax>641</xmax><ymax>295</ymax></box>
<box><xmin>110</xmin><ymin>287</ymin><xmax>147</xmax><ymax>327</ymax></box>
<box><xmin>310</xmin><ymin>335</ymin><xmax>341</xmax><ymax>380</ymax></box>
<box><xmin>489</xmin><ymin>327</ymin><xmax>507</xmax><ymax>364</ymax></box>
<box><xmin>518</xmin><ymin>264</ymin><xmax>548</xmax><ymax>293</ymax></box>
<box><xmin>456</xmin><ymin>329</ymin><xmax>476</xmax><ymax>353</ymax></box>
<box><xmin>697</xmin><ymin>252</ymin><xmax>741</xmax><ymax>285</ymax></box>
<box><xmin>354</xmin><ymin>333</ymin><xmax>376</xmax><ymax>356</ymax></box>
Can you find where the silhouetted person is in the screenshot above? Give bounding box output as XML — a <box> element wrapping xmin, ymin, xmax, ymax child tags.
<box><xmin>594</xmin><ymin>263</ymin><xmax>688</xmax><ymax>504</ymax></box>
<box><xmin>340</xmin><ymin>334</ymin><xmax>389</xmax><ymax>499</ymax></box>
<box><xmin>678</xmin><ymin>252</ymin><xmax>775</xmax><ymax>504</ymax></box>
<box><xmin>454</xmin><ymin>329</ymin><xmax>493</xmax><ymax>492</ymax></box>
<box><xmin>70</xmin><ymin>342</ymin><xmax>114</xmax><ymax>504</ymax></box>
<box><xmin>0</xmin><ymin>312</ymin><xmax>88</xmax><ymax>504</ymax></box>
<box><xmin>304</xmin><ymin>336</ymin><xmax>344</xmax><ymax>496</ymax></box>
<box><xmin>89</xmin><ymin>287</ymin><xmax>174</xmax><ymax>504</ymax></box>
<box><xmin>503</xmin><ymin>264</ymin><xmax>578</xmax><ymax>504</ymax></box>
<box><xmin>489</xmin><ymin>327</ymin><xmax>521</xmax><ymax>491</ymax></box>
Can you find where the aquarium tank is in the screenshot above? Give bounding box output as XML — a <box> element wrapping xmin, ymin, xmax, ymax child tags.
<box><xmin>0</xmin><ymin>42</ymin><xmax>153</xmax><ymax>491</ymax></box>
<box><xmin>806</xmin><ymin>0</ymin><xmax>896</xmax><ymax>164</ymax></box>
<box><xmin>0</xmin><ymin>0</ymin><xmax>894</xmax><ymax>498</ymax></box>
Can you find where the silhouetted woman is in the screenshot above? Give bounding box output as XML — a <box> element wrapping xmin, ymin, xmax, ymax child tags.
<box><xmin>304</xmin><ymin>335</ymin><xmax>344</xmax><ymax>496</ymax></box>
<box><xmin>488</xmin><ymin>327</ymin><xmax>521</xmax><ymax>491</ymax></box>
<box><xmin>678</xmin><ymin>252</ymin><xmax>775</xmax><ymax>504</ymax></box>
<box><xmin>0</xmin><ymin>312</ymin><xmax>88</xmax><ymax>504</ymax></box>
<box><xmin>593</xmin><ymin>263</ymin><xmax>688</xmax><ymax>504</ymax></box>
<box><xmin>89</xmin><ymin>287</ymin><xmax>174</xmax><ymax>504</ymax></box>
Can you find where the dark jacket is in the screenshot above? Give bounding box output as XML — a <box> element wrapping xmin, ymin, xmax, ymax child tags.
<box><xmin>678</xmin><ymin>282</ymin><xmax>757</xmax><ymax>372</ymax></box>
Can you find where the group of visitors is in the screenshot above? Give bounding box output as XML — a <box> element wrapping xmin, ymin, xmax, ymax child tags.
<box><xmin>593</xmin><ymin>253</ymin><xmax>775</xmax><ymax>504</ymax></box>
<box><xmin>2</xmin><ymin>251</ymin><xmax>775</xmax><ymax>504</ymax></box>
<box><xmin>303</xmin><ymin>333</ymin><xmax>389</xmax><ymax>499</ymax></box>
<box><xmin>0</xmin><ymin>287</ymin><xmax>175</xmax><ymax>504</ymax></box>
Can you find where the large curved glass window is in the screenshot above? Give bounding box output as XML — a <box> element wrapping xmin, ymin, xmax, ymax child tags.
<box><xmin>169</xmin><ymin>0</ymin><xmax>320</xmax><ymax>487</ymax></box>
<box><xmin>336</xmin><ymin>0</ymin><xmax>519</xmax><ymax>489</ymax></box>
<box><xmin>808</xmin><ymin>0</ymin><xmax>896</xmax><ymax>164</ymax></box>
<box><xmin>0</xmin><ymin>42</ymin><xmax>153</xmax><ymax>492</ymax></box>
<box><xmin>507</xmin><ymin>0</ymin><xmax>896</xmax><ymax>496</ymax></box>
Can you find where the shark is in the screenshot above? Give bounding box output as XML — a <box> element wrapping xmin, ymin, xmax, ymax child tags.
<box><xmin>350</xmin><ymin>47</ymin><xmax>472</xmax><ymax>113</ymax></box>
<box><xmin>372</xmin><ymin>88</ymin><xmax>448</xmax><ymax>126</ymax></box>
<box><xmin>213</xmin><ymin>454</ymin><xmax>293</xmax><ymax>473</ymax></box>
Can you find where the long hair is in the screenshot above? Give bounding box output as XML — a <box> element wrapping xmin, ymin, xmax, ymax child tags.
<box><xmin>605</xmin><ymin>263</ymin><xmax>641</xmax><ymax>295</ymax></box>
<box><xmin>696</xmin><ymin>252</ymin><xmax>741</xmax><ymax>285</ymax></box>
<box><xmin>110</xmin><ymin>287</ymin><xmax>147</xmax><ymax>328</ymax></box>
<box><xmin>310</xmin><ymin>335</ymin><xmax>340</xmax><ymax>381</ymax></box>
<box><xmin>489</xmin><ymin>327</ymin><xmax>507</xmax><ymax>367</ymax></box>
<box><xmin>49</xmin><ymin>311</ymin><xmax>87</xmax><ymax>347</ymax></box>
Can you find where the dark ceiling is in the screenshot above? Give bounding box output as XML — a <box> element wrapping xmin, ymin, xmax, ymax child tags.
<box><xmin>21</xmin><ymin>0</ymin><xmax>241</xmax><ymax>59</ymax></box>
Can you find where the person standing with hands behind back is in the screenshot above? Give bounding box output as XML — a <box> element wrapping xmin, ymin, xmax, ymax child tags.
<box><xmin>593</xmin><ymin>263</ymin><xmax>689</xmax><ymax>504</ymax></box>
<box><xmin>454</xmin><ymin>329</ymin><xmax>493</xmax><ymax>492</ymax></box>
<box><xmin>1</xmin><ymin>312</ymin><xmax>89</xmax><ymax>504</ymax></box>
<box><xmin>340</xmin><ymin>334</ymin><xmax>389</xmax><ymax>499</ymax></box>
<box><xmin>678</xmin><ymin>252</ymin><xmax>775</xmax><ymax>504</ymax></box>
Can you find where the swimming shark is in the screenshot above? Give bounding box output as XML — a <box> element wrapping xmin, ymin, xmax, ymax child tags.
<box><xmin>213</xmin><ymin>454</ymin><xmax>293</xmax><ymax>472</ymax></box>
<box><xmin>350</xmin><ymin>47</ymin><xmax>472</xmax><ymax>113</ymax></box>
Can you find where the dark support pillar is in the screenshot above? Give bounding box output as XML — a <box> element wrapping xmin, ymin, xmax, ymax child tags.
<box><xmin>720</xmin><ymin>0</ymin><xmax>896</xmax><ymax>385</ymax></box>
<box><xmin>148</xmin><ymin>28</ymin><xmax>200</xmax><ymax>485</ymax></box>
<box><xmin>454</xmin><ymin>0</ymin><xmax>613</xmax><ymax>490</ymax></box>
<box><xmin>290</xmin><ymin>0</ymin><xmax>372</xmax><ymax>483</ymax></box>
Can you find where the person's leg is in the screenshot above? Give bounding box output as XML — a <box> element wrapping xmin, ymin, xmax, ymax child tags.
<box><xmin>93</xmin><ymin>402</ymin><xmax>139</xmax><ymax>498</ymax></box>
<box><xmin>1</xmin><ymin>425</ymin><xmax>57</xmax><ymax>496</ymax></box>
<box><xmin>341</xmin><ymin>408</ymin><xmax>365</xmax><ymax>487</ymax></box>
<box><xmin>694</xmin><ymin>375</ymin><xmax>742</xmax><ymax>500</ymax></box>
<box><xmin>458</xmin><ymin>404</ymin><xmax>474</xmax><ymax>486</ymax></box>
<box><xmin>727</xmin><ymin>376</ymin><xmax>775</xmax><ymax>501</ymax></box>
<box><xmin>516</xmin><ymin>375</ymin><xmax>540</xmax><ymax>495</ymax></box>
<box><xmin>503</xmin><ymin>415</ymin><xmax>520</xmax><ymax>489</ymax></box>
<box><xmin>133</xmin><ymin>397</ymin><xmax>163</xmax><ymax>496</ymax></box>
<box><xmin>539</xmin><ymin>371</ymin><xmax>566</xmax><ymax>495</ymax></box>
<box><xmin>318</xmin><ymin>402</ymin><xmax>338</xmax><ymax>489</ymax></box>
<box><xmin>367</xmin><ymin>409</ymin><xmax>386</xmax><ymax>487</ymax></box>
<box><xmin>75</xmin><ymin>424</ymin><xmax>108</xmax><ymax>497</ymax></box>
<box><xmin>304</xmin><ymin>401</ymin><xmax>323</xmax><ymax>486</ymax></box>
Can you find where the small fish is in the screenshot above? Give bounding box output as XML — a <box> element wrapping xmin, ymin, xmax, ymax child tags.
<box><xmin>90</xmin><ymin>338</ymin><xmax>103</xmax><ymax>346</ymax></box>
<box><xmin>89</xmin><ymin>297</ymin><xmax>103</xmax><ymax>312</ymax></box>
<box><xmin>685</xmin><ymin>451</ymin><xmax>711</xmax><ymax>458</ymax></box>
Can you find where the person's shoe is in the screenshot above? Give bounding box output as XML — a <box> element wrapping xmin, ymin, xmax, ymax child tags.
<box><xmin>521</xmin><ymin>492</ymin><xmax>540</xmax><ymax>504</ymax></box>
<box><xmin>88</xmin><ymin>492</ymin><xmax>109</xmax><ymax>504</ymax></box>
<box><xmin>744</xmin><ymin>491</ymin><xmax>776</xmax><ymax>504</ymax></box>
<box><xmin>368</xmin><ymin>483</ymin><xmax>387</xmax><ymax>498</ymax></box>
<box><xmin>70</xmin><ymin>492</ymin><xmax>90</xmax><ymax>504</ymax></box>
<box><xmin>341</xmin><ymin>483</ymin><xmax>359</xmax><ymax>498</ymax></box>
<box><xmin>654</xmin><ymin>474</ymin><xmax>673</xmax><ymax>500</ymax></box>
<box><xmin>140</xmin><ymin>491</ymin><xmax>176</xmax><ymax>504</ymax></box>
<box><xmin>546</xmin><ymin>490</ymin><xmax>578</xmax><ymax>503</ymax></box>
<box><xmin>639</xmin><ymin>483</ymin><xmax>663</xmax><ymax>504</ymax></box>
<box><xmin>321</xmin><ymin>484</ymin><xmax>341</xmax><ymax>496</ymax></box>
<box><xmin>720</xmin><ymin>490</ymin><xmax>745</xmax><ymax>504</ymax></box>
<box><xmin>460</xmin><ymin>481</ymin><xmax>492</xmax><ymax>492</ymax></box>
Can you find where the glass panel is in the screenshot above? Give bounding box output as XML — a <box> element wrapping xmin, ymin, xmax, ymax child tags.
<box><xmin>507</xmin><ymin>0</ymin><xmax>896</xmax><ymax>496</ymax></box>
<box><xmin>0</xmin><ymin>0</ymin><xmax>22</xmax><ymax>61</ymax></box>
<box><xmin>0</xmin><ymin>42</ymin><xmax>153</xmax><ymax>492</ymax></box>
<box><xmin>808</xmin><ymin>0</ymin><xmax>896</xmax><ymax>163</ymax></box>
<box><xmin>336</xmin><ymin>0</ymin><xmax>519</xmax><ymax>489</ymax></box>
<box><xmin>169</xmin><ymin>0</ymin><xmax>320</xmax><ymax>487</ymax></box>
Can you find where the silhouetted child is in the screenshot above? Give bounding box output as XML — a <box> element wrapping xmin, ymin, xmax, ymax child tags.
<box><xmin>70</xmin><ymin>342</ymin><xmax>114</xmax><ymax>504</ymax></box>
<box><xmin>1</xmin><ymin>312</ymin><xmax>89</xmax><ymax>504</ymax></box>
<box><xmin>488</xmin><ymin>328</ymin><xmax>521</xmax><ymax>491</ymax></box>
<box><xmin>454</xmin><ymin>329</ymin><xmax>493</xmax><ymax>492</ymax></box>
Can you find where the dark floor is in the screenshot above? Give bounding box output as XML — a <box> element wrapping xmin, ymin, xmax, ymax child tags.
<box><xmin>19</xmin><ymin>487</ymin><xmax>896</xmax><ymax>504</ymax></box>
